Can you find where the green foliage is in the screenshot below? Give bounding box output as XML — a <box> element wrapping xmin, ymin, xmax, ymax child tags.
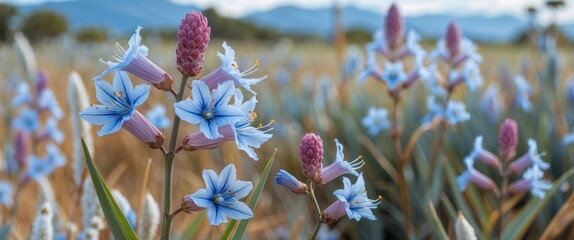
<box><xmin>82</xmin><ymin>139</ymin><xmax>137</xmax><ymax>239</ymax></box>
<box><xmin>0</xmin><ymin>4</ymin><xmax>17</xmax><ymax>43</ymax></box>
<box><xmin>345</xmin><ymin>28</ymin><xmax>372</xmax><ymax>45</ymax></box>
<box><xmin>21</xmin><ymin>10</ymin><xmax>68</xmax><ymax>43</ymax></box>
<box><xmin>202</xmin><ymin>8</ymin><xmax>279</xmax><ymax>41</ymax></box>
<box><xmin>75</xmin><ymin>27</ymin><xmax>108</xmax><ymax>43</ymax></box>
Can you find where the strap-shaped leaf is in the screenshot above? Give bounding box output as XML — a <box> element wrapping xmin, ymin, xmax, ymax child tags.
<box><xmin>179</xmin><ymin>211</ymin><xmax>206</xmax><ymax>240</ymax></box>
<box><xmin>82</xmin><ymin>138</ymin><xmax>137</xmax><ymax>239</ymax></box>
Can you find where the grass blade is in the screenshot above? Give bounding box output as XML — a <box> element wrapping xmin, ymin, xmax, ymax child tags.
<box><xmin>427</xmin><ymin>201</ymin><xmax>449</xmax><ymax>240</ymax></box>
<box><xmin>82</xmin><ymin>138</ymin><xmax>137</xmax><ymax>239</ymax></box>
<box><xmin>179</xmin><ymin>211</ymin><xmax>206</xmax><ymax>240</ymax></box>
<box><xmin>502</xmin><ymin>168</ymin><xmax>574</xmax><ymax>240</ymax></box>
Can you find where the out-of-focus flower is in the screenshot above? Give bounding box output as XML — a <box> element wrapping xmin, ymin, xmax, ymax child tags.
<box><xmin>12</xmin><ymin>82</ymin><xmax>31</xmax><ymax>107</ymax></box>
<box><xmin>445</xmin><ymin>22</ymin><xmax>462</xmax><ymax>59</ymax></box>
<box><xmin>457</xmin><ymin>157</ymin><xmax>497</xmax><ymax>192</ymax></box>
<box><xmin>322</xmin><ymin>175</ymin><xmax>380</xmax><ymax>222</ymax></box>
<box><xmin>566</xmin><ymin>77</ymin><xmax>574</xmax><ymax>104</ymax></box>
<box><xmin>362</xmin><ymin>107</ymin><xmax>390</xmax><ymax>136</ymax></box>
<box><xmin>448</xmin><ymin>60</ymin><xmax>483</xmax><ymax>91</ymax></box>
<box><xmin>174</xmin><ymin>80</ymin><xmax>244</xmax><ymax>140</ymax></box>
<box><xmin>14</xmin><ymin>130</ymin><xmax>28</xmax><ymax>168</ymax></box>
<box><xmin>455</xmin><ymin>212</ymin><xmax>477</xmax><ymax>240</ymax></box>
<box><xmin>319</xmin><ymin>139</ymin><xmax>364</xmax><ymax>185</ymax></box>
<box><xmin>38</xmin><ymin>118</ymin><xmax>64</xmax><ymax>144</ymax></box>
<box><xmin>80</xmin><ymin>71</ymin><xmax>164</xmax><ymax>148</ymax></box>
<box><xmin>419</xmin><ymin>62</ymin><xmax>447</xmax><ymax>97</ymax></box>
<box><xmin>26</xmin><ymin>155</ymin><xmax>54</xmax><ymax>180</ymax></box>
<box><xmin>0</xmin><ymin>181</ymin><xmax>13</xmax><ymax>207</ymax></box>
<box><xmin>45</xmin><ymin>143</ymin><xmax>66</xmax><ymax>169</ymax></box>
<box><xmin>31</xmin><ymin>202</ymin><xmax>53</xmax><ymax>240</ymax></box>
<box><xmin>138</xmin><ymin>193</ymin><xmax>160</xmax><ymax>240</ymax></box>
<box><xmin>300</xmin><ymin>133</ymin><xmax>324</xmax><ymax>184</ymax></box>
<box><xmin>464</xmin><ymin>136</ymin><xmax>501</xmax><ymax>169</ymax></box>
<box><xmin>275</xmin><ymin>169</ymin><xmax>308</xmax><ymax>194</ymax></box>
<box><xmin>509</xmin><ymin>165</ymin><xmax>552</xmax><ymax>199</ymax></box>
<box><xmin>509</xmin><ymin>139</ymin><xmax>549</xmax><ymax>174</ymax></box>
<box><xmin>432</xmin><ymin>22</ymin><xmax>481</xmax><ymax>67</ymax></box>
<box><xmin>357</xmin><ymin>51</ymin><xmax>382</xmax><ymax>84</ymax></box>
<box><xmin>499</xmin><ymin>118</ymin><xmax>518</xmax><ymax>160</ymax></box>
<box><xmin>189</xmin><ymin>164</ymin><xmax>253</xmax><ymax>225</ymax></box>
<box><xmin>385</xmin><ymin>4</ymin><xmax>404</xmax><ymax>51</ymax></box>
<box><xmin>98</xmin><ymin>26</ymin><xmax>173</xmax><ymax>91</ymax></box>
<box><xmin>513</xmin><ymin>75</ymin><xmax>533</xmax><ymax>112</ymax></box>
<box><xmin>479</xmin><ymin>84</ymin><xmax>503</xmax><ymax>122</ymax></box>
<box><xmin>342</xmin><ymin>46</ymin><xmax>363</xmax><ymax>79</ymax></box>
<box><xmin>176</xmin><ymin>11</ymin><xmax>211</xmax><ymax>77</ymax></box>
<box><xmin>37</xmin><ymin>89</ymin><xmax>64</xmax><ymax>119</ymax></box>
<box><xmin>563</xmin><ymin>128</ymin><xmax>574</xmax><ymax>145</ymax></box>
<box><xmin>13</xmin><ymin>108</ymin><xmax>40</xmax><ymax>132</ymax></box>
<box><xmin>422</xmin><ymin>96</ymin><xmax>470</xmax><ymax>125</ymax></box>
<box><xmin>402</xmin><ymin>30</ymin><xmax>425</xmax><ymax>58</ymax></box>
<box><xmin>200</xmin><ymin>42</ymin><xmax>267</xmax><ymax>94</ymax></box>
<box><xmin>145</xmin><ymin>104</ymin><xmax>171</xmax><ymax>129</ymax></box>
<box><xmin>381</xmin><ymin>61</ymin><xmax>407</xmax><ymax>90</ymax></box>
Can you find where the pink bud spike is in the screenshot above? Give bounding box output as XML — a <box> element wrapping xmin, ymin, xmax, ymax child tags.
<box><xmin>299</xmin><ymin>133</ymin><xmax>324</xmax><ymax>184</ymax></box>
<box><xmin>177</xmin><ymin>12</ymin><xmax>212</xmax><ymax>77</ymax></box>
<box><xmin>446</xmin><ymin>21</ymin><xmax>462</xmax><ymax>59</ymax></box>
<box><xmin>385</xmin><ymin>4</ymin><xmax>404</xmax><ymax>51</ymax></box>
<box><xmin>499</xmin><ymin>118</ymin><xmax>518</xmax><ymax>161</ymax></box>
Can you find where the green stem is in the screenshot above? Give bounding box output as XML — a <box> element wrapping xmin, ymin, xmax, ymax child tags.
<box><xmin>428</xmin><ymin>92</ymin><xmax>452</xmax><ymax>175</ymax></box>
<box><xmin>308</xmin><ymin>182</ymin><xmax>322</xmax><ymax>240</ymax></box>
<box><xmin>160</xmin><ymin>75</ymin><xmax>189</xmax><ymax>240</ymax></box>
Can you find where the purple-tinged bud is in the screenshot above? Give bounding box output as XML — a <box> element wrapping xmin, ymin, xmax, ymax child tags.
<box><xmin>181</xmin><ymin>195</ymin><xmax>204</xmax><ymax>214</ymax></box>
<box><xmin>322</xmin><ymin>200</ymin><xmax>347</xmax><ymax>223</ymax></box>
<box><xmin>385</xmin><ymin>4</ymin><xmax>404</xmax><ymax>51</ymax></box>
<box><xmin>508</xmin><ymin>139</ymin><xmax>549</xmax><ymax>174</ymax></box>
<box><xmin>177</xmin><ymin>12</ymin><xmax>211</xmax><ymax>77</ymax></box>
<box><xmin>14</xmin><ymin>131</ymin><xmax>28</xmax><ymax>168</ymax></box>
<box><xmin>122</xmin><ymin>110</ymin><xmax>164</xmax><ymax>149</ymax></box>
<box><xmin>182</xmin><ymin>125</ymin><xmax>235</xmax><ymax>151</ymax></box>
<box><xmin>499</xmin><ymin>118</ymin><xmax>518</xmax><ymax>161</ymax></box>
<box><xmin>300</xmin><ymin>133</ymin><xmax>324</xmax><ymax>184</ymax></box>
<box><xmin>275</xmin><ymin>170</ymin><xmax>308</xmax><ymax>195</ymax></box>
<box><xmin>476</xmin><ymin>150</ymin><xmax>501</xmax><ymax>169</ymax></box>
<box><xmin>445</xmin><ymin>22</ymin><xmax>462</xmax><ymax>58</ymax></box>
<box><xmin>468</xmin><ymin>169</ymin><xmax>497</xmax><ymax>192</ymax></box>
<box><xmin>508</xmin><ymin>179</ymin><xmax>531</xmax><ymax>195</ymax></box>
<box><xmin>36</xmin><ymin>71</ymin><xmax>48</xmax><ymax>96</ymax></box>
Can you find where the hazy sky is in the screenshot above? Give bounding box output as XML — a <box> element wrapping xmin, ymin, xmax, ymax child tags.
<box><xmin>4</xmin><ymin>0</ymin><xmax>574</xmax><ymax>23</ymax></box>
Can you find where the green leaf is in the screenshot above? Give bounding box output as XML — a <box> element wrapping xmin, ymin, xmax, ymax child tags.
<box><xmin>179</xmin><ymin>211</ymin><xmax>206</xmax><ymax>240</ymax></box>
<box><xmin>502</xmin><ymin>168</ymin><xmax>574</xmax><ymax>240</ymax></box>
<box><xmin>221</xmin><ymin>149</ymin><xmax>277</xmax><ymax>240</ymax></box>
<box><xmin>0</xmin><ymin>224</ymin><xmax>11</xmax><ymax>240</ymax></box>
<box><xmin>82</xmin><ymin>138</ymin><xmax>137</xmax><ymax>239</ymax></box>
<box><xmin>427</xmin><ymin>201</ymin><xmax>449</xmax><ymax>240</ymax></box>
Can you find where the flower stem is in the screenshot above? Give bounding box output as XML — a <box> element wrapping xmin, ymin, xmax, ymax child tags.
<box><xmin>308</xmin><ymin>181</ymin><xmax>322</xmax><ymax>240</ymax></box>
<box><xmin>497</xmin><ymin>165</ymin><xmax>508</xmax><ymax>239</ymax></box>
<box><xmin>428</xmin><ymin>92</ymin><xmax>452</xmax><ymax>175</ymax></box>
<box><xmin>390</xmin><ymin>94</ymin><xmax>413</xmax><ymax>238</ymax></box>
<box><xmin>160</xmin><ymin>75</ymin><xmax>189</xmax><ymax>240</ymax></box>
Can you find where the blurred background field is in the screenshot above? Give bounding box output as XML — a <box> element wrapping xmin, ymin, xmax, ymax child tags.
<box><xmin>1</xmin><ymin>0</ymin><xmax>574</xmax><ymax>239</ymax></box>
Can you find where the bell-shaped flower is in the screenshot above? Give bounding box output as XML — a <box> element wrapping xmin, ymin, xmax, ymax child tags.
<box><xmin>12</xmin><ymin>108</ymin><xmax>39</xmax><ymax>132</ymax></box>
<box><xmin>509</xmin><ymin>139</ymin><xmax>549</xmax><ymax>174</ymax></box>
<box><xmin>480</xmin><ymin>84</ymin><xmax>504</xmax><ymax>123</ymax></box>
<box><xmin>97</xmin><ymin>26</ymin><xmax>173</xmax><ymax>91</ymax></box>
<box><xmin>275</xmin><ymin>169</ymin><xmax>308</xmax><ymax>195</ymax></box>
<box><xmin>357</xmin><ymin>51</ymin><xmax>383</xmax><ymax>85</ymax></box>
<box><xmin>361</xmin><ymin>107</ymin><xmax>390</xmax><ymax>136</ymax></box>
<box><xmin>448</xmin><ymin>60</ymin><xmax>483</xmax><ymax>91</ymax></box>
<box><xmin>80</xmin><ymin>71</ymin><xmax>164</xmax><ymax>148</ymax></box>
<box><xmin>200</xmin><ymin>42</ymin><xmax>267</xmax><ymax>94</ymax></box>
<box><xmin>322</xmin><ymin>174</ymin><xmax>380</xmax><ymax>222</ymax></box>
<box><xmin>175</xmin><ymin>80</ymin><xmax>245</xmax><ymax>140</ymax></box>
<box><xmin>563</xmin><ymin>128</ymin><xmax>574</xmax><ymax>145</ymax></box>
<box><xmin>464</xmin><ymin>136</ymin><xmax>501</xmax><ymax>169</ymax></box>
<box><xmin>457</xmin><ymin>158</ymin><xmax>497</xmax><ymax>192</ymax></box>
<box><xmin>509</xmin><ymin>165</ymin><xmax>552</xmax><ymax>199</ymax></box>
<box><xmin>318</xmin><ymin>139</ymin><xmax>364</xmax><ymax>185</ymax></box>
<box><xmin>189</xmin><ymin>164</ymin><xmax>253</xmax><ymax>225</ymax></box>
<box><xmin>145</xmin><ymin>104</ymin><xmax>171</xmax><ymax>129</ymax></box>
<box><xmin>422</xmin><ymin>96</ymin><xmax>470</xmax><ymax>125</ymax></box>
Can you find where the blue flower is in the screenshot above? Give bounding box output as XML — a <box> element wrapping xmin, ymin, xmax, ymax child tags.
<box><xmin>11</xmin><ymin>82</ymin><xmax>31</xmax><ymax>107</ymax></box>
<box><xmin>509</xmin><ymin>165</ymin><xmax>552</xmax><ymax>199</ymax></box>
<box><xmin>0</xmin><ymin>181</ymin><xmax>13</xmax><ymax>207</ymax></box>
<box><xmin>26</xmin><ymin>155</ymin><xmax>54</xmax><ymax>180</ymax></box>
<box><xmin>480</xmin><ymin>84</ymin><xmax>503</xmax><ymax>122</ymax></box>
<box><xmin>45</xmin><ymin>143</ymin><xmax>66</xmax><ymax>168</ymax></box>
<box><xmin>424</xmin><ymin>96</ymin><xmax>470</xmax><ymax>125</ymax></box>
<box><xmin>12</xmin><ymin>108</ymin><xmax>39</xmax><ymax>132</ymax></box>
<box><xmin>361</xmin><ymin>107</ymin><xmax>390</xmax><ymax>136</ymax></box>
<box><xmin>174</xmin><ymin>80</ymin><xmax>244</xmax><ymax>140</ymax></box>
<box><xmin>563</xmin><ymin>128</ymin><xmax>574</xmax><ymax>145</ymax></box>
<box><xmin>190</xmin><ymin>164</ymin><xmax>253</xmax><ymax>225</ymax></box>
<box><xmin>80</xmin><ymin>71</ymin><xmax>150</xmax><ymax>137</ymax></box>
<box><xmin>40</xmin><ymin>117</ymin><xmax>64</xmax><ymax>144</ymax></box>
<box><xmin>275</xmin><ymin>169</ymin><xmax>307</xmax><ymax>194</ymax></box>
<box><xmin>145</xmin><ymin>104</ymin><xmax>171</xmax><ymax>129</ymax></box>
<box><xmin>201</xmin><ymin>42</ymin><xmax>267</xmax><ymax>94</ymax></box>
<box><xmin>449</xmin><ymin>60</ymin><xmax>483</xmax><ymax>91</ymax></box>
<box><xmin>342</xmin><ymin>46</ymin><xmax>363</xmax><ymax>79</ymax></box>
<box><xmin>419</xmin><ymin>62</ymin><xmax>446</xmax><ymax>97</ymax></box>
<box><xmin>456</xmin><ymin>158</ymin><xmax>496</xmax><ymax>192</ymax></box>
<box><xmin>231</xmin><ymin>90</ymin><xmax>272</xmax><ymax>161</ymax></box>
<box><xmin>328</xmin><ymin>174</ymin><xmax>380</xmax><ymax>221</ymax></box>
<box><xmin>319</xmin><ymin>139</ymin><xmax>364</xmax><ymax>184</ymax></box>
<box><xmin>514</xmin><ymin>75</ymin><xmax>533</xmax><ymax>112</ymax></box>
<box><xmin>381</xmin><ymin>61</ymin><xmax>407</xmax><ymax>90</ymax></box>
<box><xmin>357</xmin><ymin>51</ymin><xmax>382</xmax><ymax>85</ymax></box>
<box><xmin>38</xmin><ymin>89</ymin><xmax>64</xmax><ymax>119</ymax></box>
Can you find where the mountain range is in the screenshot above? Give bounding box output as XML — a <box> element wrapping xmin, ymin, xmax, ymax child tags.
<box><xmin>15</xmin><ymin>0</ymin><xmax>574</xmax><ymax>43</ymax></box>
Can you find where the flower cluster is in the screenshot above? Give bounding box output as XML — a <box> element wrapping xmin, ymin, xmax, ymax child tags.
<box><xmin>457</xmin><ymin>119</ymin><xmax>552</xmax><ymax>199</ymax></box>
<box><xmin>275</xmin><ymin>133</ymin><xmax>380</xmax><ymax>224</ymax></box>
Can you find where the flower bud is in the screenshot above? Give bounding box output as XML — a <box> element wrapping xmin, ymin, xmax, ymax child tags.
<box><xmin>446</xmin><ymin>22</ymin><xmax>462</xmax><ymax>59</ymax></box>
<box><xmin>300</xmin><ymin>133</ymin><xmax>324</xmax><ymax>184</ymax></box>
<box><xmin>385</xmin><ymin>4</ymin><xmax>404</xmax><ymax>51</ymax></box>
<box><xmin>122</xmin><ymin>110</ymin><xmax>164</xmax><ymax>149</ymax></box>
<box><xmin>275</xmin><ymin>169</ymin><xmax>308</xmax><ymax>195</ymax></box>
<box><xmin>508</xmin><ymin>179</ymin><xmax>531</xmax><ymax>194</ymax></box>
<box><xmin>181</xmin><ymin>195</ymin><xmax>204</xmax><ymax>213</ymax></box>
<box><xmin>182</xmin><ymin>125</ymin><xmax>235</xmax><ymax>151</ymax></box>
<box><xmin>177</xmin><ymin>12</ymin><xmax>211</xmax><ymax>77</ymax></box>
<box><xmin>469</xmin><ymin>169</ymin><xmax>497</xmax><ymax>192</ymax></box>
<box><xmin>322</xmin><ymin>200</ymin><xmax>347</xmax><ymax>223</ymax></box>
<box><xmin>14</xmin><ymin>131</ymin><xmax>28</xmax><ymax>168</ymax></box>
<box><xmin>499</xmin><ymin>118</ymin><xmax>518</xmax><ymax>161</ymax></box>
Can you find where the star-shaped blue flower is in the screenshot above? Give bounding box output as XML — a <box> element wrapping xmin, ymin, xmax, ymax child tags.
<box><xmin>333</xmin><ymin>174</ymin><xmax>380</xmax><ymax>221</ymax></box>
<box><xmin>174</xmin><ymin>80</ymin><xmax>245</xmax><ymax>140</ymax></box>
<box><xmin>80</xmin><ymin>71</ymin><xmax>150</xmax><ymax>136</ymax></box>
<box><xmin>190</xmin><ymin>164</ymin><xmax>253</xmax><ymax>225</ymax></box>
<box><xmin>231</xmin><ymin>90</ymin><xmax>272</xmax><ymax>161</ymax></box>
<box><xmin>145</xmin><ymin>104</ymin><xmax>171</xmax><ymax>129</ymax></box>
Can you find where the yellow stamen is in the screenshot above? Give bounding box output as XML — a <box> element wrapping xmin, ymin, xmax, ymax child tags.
<box><xmin>255</xmin><ymin>59</ymin><xmax>260</xmax><ymax>67</ymax></box>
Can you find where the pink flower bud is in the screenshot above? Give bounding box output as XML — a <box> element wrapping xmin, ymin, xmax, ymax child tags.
<box><xmin>508</xmin><ymin>179</ymin><xmax>531</xmax><ymax>194</ymax></box>
<box><xmin>385</xmin><ymin>4</ymin><xmax>404</xmax><ymax>51</ymax></box>
<box><xmin>36</xmin><ymin>71</ymin><xmax>48</xmax><ymax>96</ymax></box>
<box><xmin>181</xmin><ymin>195</ymin><xmax>204</xmax><ymax>213</ymax></box>
<box><xmin>476</xmin><ymin>150</ymin><xmax>501</xmax><ymax>169</ymax></box>
<box><xmin>499</xmin><ymin>118</ymin><xmax>518</xmax><ymax>161</ymax></box>
<box><xmin>182</xmin><ymin>125</ymin><xmax>235</xmax><ymax>151</ymax></box>
<box><xmin>177</xmin><ymin>12</ymin><xmax>211</xmax><ymax>77</ymax></box>
<box><xmin>300</xmin><ymin>133</ymin><xmax>324</xmax><ymax>184</ymax></box>
<box><xmin>322</xmin><ymin>200</ymin><xmax>347</xmax><ymax>223</ymax></box>
<box><xmin>122</xmin><ymin>110</ymin><xmax>164</xmax><ymax>149</ymax></box>
<box><xmin>468</xmin><ymin>169</ymin><xmax>497</xmax><ymax>192</ymax></box>
<box><xmin>14</xmin><ymin>131</ymin><xmax>28</xmax><ymax>168</ymax></box>
<box><xmin>446</xmin><ymin>22</ymin><xmax>462</xmax><ymax>58</ymax></box>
